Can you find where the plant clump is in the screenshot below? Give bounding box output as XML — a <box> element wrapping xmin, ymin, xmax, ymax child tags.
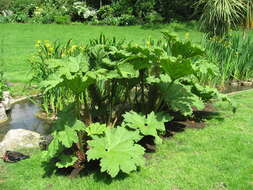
<box><xmin>29</xmin><ymin>32</ymin><xmax>233</xmax><ymax>178</ymax></box>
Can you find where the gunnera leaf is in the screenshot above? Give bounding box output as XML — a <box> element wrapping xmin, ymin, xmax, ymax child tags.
<box><xmin>123</xmin><ymin>111</ymin><xmax>173</xmax><ymax>144</ymax></box>
<box><xmin>56</xmin><ymin>154</ymin><xmax>78</xmax><ymax>168</ymax></box>
<box><xmin>85</xmin><ymin>123</ymin><xmax>107</xmax><ymax>137</ymax></box>
<box><xmin>87</xmin><ymin>127</ymin><xmax>145</xmax><ymax>178</ymax></box>
<box><xmin>160</xmin><ymin>82</ymin><xmax>205</xmax><ymax>116</ymax></box>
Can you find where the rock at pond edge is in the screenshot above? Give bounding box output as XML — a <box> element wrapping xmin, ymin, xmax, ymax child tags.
<box><xmin>0</xmin><ymin>129</ymin><xmax>40</xmax><ymax>157</ymax></box>
<box><xmin>0</xmin><ymin>103</ymin><xmax>8</xmax><ymax>124</ymax></box>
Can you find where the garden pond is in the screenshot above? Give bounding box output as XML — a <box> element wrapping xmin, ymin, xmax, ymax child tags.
<box><xmin>0</xmin><ymin>100</ymin><xmax>51</xmax><ymax>142</ymax></box>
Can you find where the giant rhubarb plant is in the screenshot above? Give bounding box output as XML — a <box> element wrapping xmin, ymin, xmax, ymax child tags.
<box><xmin>36</xmin><ymin>33</ymin><xmax>233</xmax><ymax>178</ymax></box>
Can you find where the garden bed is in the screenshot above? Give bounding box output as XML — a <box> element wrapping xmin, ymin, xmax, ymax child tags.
<box><xmin>1</xmin><ymin>89</ymin><xmax>253</xmax><ymax>190</ymax></box>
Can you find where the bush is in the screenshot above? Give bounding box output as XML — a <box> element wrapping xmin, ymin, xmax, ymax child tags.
<box><xmin>146</xmin><ymin>11</ymin><xmax>164</xmax><ymax>24</ymax></box>
<box><xmin>0</xmin><ymin>0</ymin><xmax>11</xmax><ymax>11</ymax></box>
<box><xmin>97</xmin><ymin>5</ymin><xmax>113</xmax><ymax>20</ymax></box>
<box><xmin>0</xmin><ymin>15</ymin><xmax>11</xmax><ymax>23</ymax></box>
<box><xmin>118</xmin><ymin>14</ymin><xmax>138</xmax><ymax>25</ymax></box>
<box><xmin>71</xmin><ymin>1</ymin><xmax>96</xmax><ymax>21</ymax></box>
<box><xmin>99</xmin><ymin>16</ymin><xmax>121</xmax><ymax>25</ymax></box>
<box><xmin>92</xmin><ymin>14</ymin><xmax>138</xmax><ymax>26</ymax></box>
<box><xmin>9</xmin><ymin>11</ymin><xmax>29</xmax><ymax>23</ymax></box>
<box><xmin>54</xmin><ymin>15</ymin><xmax>71</xmax><ymax>24</ymax></box>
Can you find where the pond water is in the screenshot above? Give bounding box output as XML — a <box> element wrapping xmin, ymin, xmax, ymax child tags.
<box><xmin>0</xmin><ymin>100</ymin><xmax>51</xmax><ymax>141</ymax></box>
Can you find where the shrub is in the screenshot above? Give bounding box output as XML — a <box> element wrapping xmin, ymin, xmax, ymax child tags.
<box><xmin>54</xmin><ymin>15</ymin><xmax>71</xmax><ymax>24</ymax></box>
<box><xmin>99</xmin><ymin>16</ymin><xmax>121</xmax><ymax>25</ymax></box>
<box><xmin>0</xmin><ymin>0</ymin><xmax>11</xmax><ymax>11</ymax></box>
<box><xmin>72</xmin><ymin>1</ymin><xmax>96</xmax><ymax>21</ymax></box>
<box><xmin>146</xmin><ymin>11</ymin><xmax>164</xmax><ymax>24</ymax></box>
<box><xmin>9</xmin><ymin>11</ymin><xmax>29</xmax><ymax>23</ymax></box>
<box><xmin>0</xmin><ymin>15</ymin><xmax>11</xmax><ymax>23</ymax></box>
<box><xmin>118</xmin><ymin>14</ymin><xmax>138</xmax><ymax>25</ymax></box>
<box><xmin>97</xmin><ymin>5</ymin><xmax>113</xmax><ymax>20</ymax></box>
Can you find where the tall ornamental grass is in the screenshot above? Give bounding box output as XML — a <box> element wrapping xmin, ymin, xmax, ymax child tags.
<box><xmin>204</xmin><ymin>33</ymin><xmax>253</xmax><ymax>85</ymax></box>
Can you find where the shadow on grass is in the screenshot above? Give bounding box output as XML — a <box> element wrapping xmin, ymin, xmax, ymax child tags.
<box><xmin>165</xmin><ymin>108</ymin><xmax>224</xmax><ymax>137</ymax></box>
<box><xmin>91</xmin><ymin>171</ymin><xmax>128</xmax><ymax>185</ymax></box>
<box><xmin>42</xmin><ymin>159</ymin><xmax>129</xmax><ymax>184</ymax></box>
<box><xmin>41</xmin><ymin>105</ymin><xmax>224</xmax><ymax>183</ymax></box>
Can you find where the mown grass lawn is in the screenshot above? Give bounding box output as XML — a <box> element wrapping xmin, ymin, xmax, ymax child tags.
<box><xmin>1</xmin><ymin>90</ymin><xmax>253</xmax><ymax>190</ymax></box>
<box><xmin>0</xmin><ymin>23</ymin><xmax>201</xmax><ymax>84</ymax></box>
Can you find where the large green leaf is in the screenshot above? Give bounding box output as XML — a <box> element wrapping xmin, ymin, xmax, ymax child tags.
<box><xmin>87</xmin><ymin>127</ymin><xmax>145</xmax><ymax>177</ymax></box>
<box><xmin>123</xmin><ymin>111</ymin><xmax>172</xmax><ymax>144</ymax></box>
<box><xmin>43</xmin><ymin>108</ymin><xmax>86</xmax><ymax>162</ymax></box>
<box><xmin>85</xmin><ymin>123</ymin><xmax>107</xmax><ymax>137</ymax></box>
<box><xmin>160</xmin><ymin>83</ymin><xmax>205</xmax><ymax>116</ymax></box>
<box><xmin>57</xmin><ymin>126</ymin><xmax>79</xmax><ymax>148</ymax></box>
<box><xmin>171</xmin><ymin>41</ymin><xmax>205</xmax><ymax>58</ymax></box>
<box><xmin>160</xmin><ymin>56</ymin><xmax>194</xmax><ymax>80</ymax></box>
<box><xmin>117</xmin><ymin>62</ymin><xmax>139</xmax><ymax>78</ymax></box>
<box><xmin>56</xmin><ymin>154</ymin><xmax>78</xmax><ymax>168</ymax></box>
<box><xmin>42</xmin><ymin>136</ymin><xmax>63</xmax><ymax>161</ymax></box>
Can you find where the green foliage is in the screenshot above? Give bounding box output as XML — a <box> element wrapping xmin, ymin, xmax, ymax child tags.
<box><xmin>97</xmin><ymin>5</ymin><xmax>113</xmax><ymax>20</ymax></box>
<box><xmin>33</xmin><ymin>33</ymin><xmax>233</xmax><ymax>178</ymax></box>
<box><xmin>159</xmin><ymin>0</ymin><xmax>198</xmax><ymax>21</ymax></box>
<box><xmin>0</xmin><ymin>71</ymin><xmax>8</xmax><ymax>100</ymax></box>
<box><xmin>160</xmin><ymin>82</ymin><xmax>205</xmax><ymax>116</ymax></box>
<box><xmin>0</xmin><ymin>0</ymin><xmax>11</xmax><ymax>11</ymax></box>
<box><xmin>42</xmin><ymin>108</ymin><xmax>85</xmax><ymax>163</ymax></box>
<box><xmin>123</xmin><ymin>111</ymin><xmax>173</xmax><ymax>144</ymax></box>
<box><xmin>146</xmin><ymin>11</ymin><xmax>164</xmax><ymax>24</ymax></box>
<box><xmin>87</xmin><ymin>127</ymin><xmax>145</xmax><ymax>177</ymax></box>
<box><xmin>196</xmin><ymin>0</ymin><xmax>246</xmax><ymax>36</ymax></box>
<box><xmin>204</xmin><ymin>33</ymin><xmax>253</xmax><ymax>84</ymax></box>
<box><xmin>56</xmin><ymin>154</ymin><xmax>78</xmax><ymax>168</ymax></box>
<box><xmin>54</xmin><ymin>15</ymin><xmax>71</xmax><ymax>24</ymax></box>
<box><xmin>85</xmin><ymin>123</ymin><xmax>107</xmax><ymax>137</ymax></box>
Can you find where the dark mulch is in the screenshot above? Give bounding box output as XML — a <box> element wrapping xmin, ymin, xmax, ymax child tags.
<box><xmin>164</xmin><ymin>103</ymin><xmax>221</xmax><ymax>137</ymax></box>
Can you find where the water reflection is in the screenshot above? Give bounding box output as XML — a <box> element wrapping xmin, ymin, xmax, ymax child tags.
<box><xmin>0</xmin><ymin>100</ymin><xmax>51</xmax><ymax>141</ymax></box>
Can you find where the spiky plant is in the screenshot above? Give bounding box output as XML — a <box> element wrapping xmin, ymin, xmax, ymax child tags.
<box><xmin>196</xmin><ymin>0</ymin><xmax>246</xmax><ymax>36</ymax></box>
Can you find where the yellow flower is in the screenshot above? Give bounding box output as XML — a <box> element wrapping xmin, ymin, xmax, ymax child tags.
<box><xmin>146</xmin><ymin>41</ymin><xmax>151</xmax><ymax>47</ymax></box>
<box><xmin>184</xmin><ymin>32</ymin><xmax>190</xmax><ymax>40</ymax></box>
<box><xmin>72</xmin><ymin>45</ymin><xmax>78</xmax><ymax>49</ymax></box>
<box><xmin>45</xmin><ymin>43</ymin><xmax>50</xmax><ymax>48</ymax></box>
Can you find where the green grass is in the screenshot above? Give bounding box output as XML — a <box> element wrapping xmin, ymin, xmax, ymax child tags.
<box><xmin>1</xmin><ymin>90</ymin><xmax>253</xmax><ymax>190</ymax></box>
<box><xmin>0</xmin><ymin>23</ymin><xmax>202</xmax><ymax>85</ymax></box>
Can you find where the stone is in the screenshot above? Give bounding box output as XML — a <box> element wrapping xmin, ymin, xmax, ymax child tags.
<box><xmin>0</xmin><ymin>103</ymin><xmax>7</xmax><ymax>124</ymax></box>
<box><xmin>0</xmin><ymin>129</ymin><xmax>40</xmax><ymax>157</ymax></box>
<box><xmin>230</xmin><ymin>81</ymin><xmax>239</xmax><ymax>87</ymax></box>
<box><xmin>2</xmin><ymin>91</ymin><xmax>12</xmax><ymax>111</ymax></box>
<box><xmin>242</xmin><ymin>81</ymin><xmax>253</xmax><ymax>86</ymax></box>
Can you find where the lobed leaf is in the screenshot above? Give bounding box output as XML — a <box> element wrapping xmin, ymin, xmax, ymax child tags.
<box><xmin>87</xmin><ymin>127</ymin><xmax>145</xmax><ymax>177</ymax></box>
